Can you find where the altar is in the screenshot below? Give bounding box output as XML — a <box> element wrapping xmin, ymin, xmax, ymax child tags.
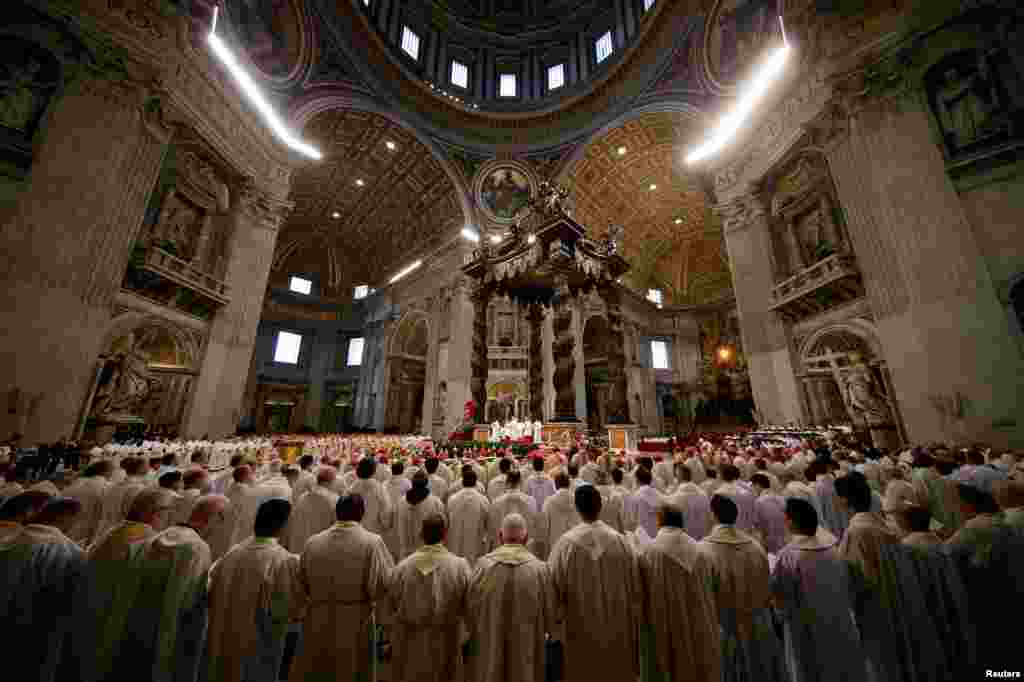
<box><xmin>461</xmin><ymin>180</ymin><xmax>632</xmax><ymax>445</ymax></box>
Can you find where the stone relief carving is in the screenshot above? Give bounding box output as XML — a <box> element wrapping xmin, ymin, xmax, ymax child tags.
<box><xmin>841</xmin><ymin>351</ymin><xmax>893</xmax><ymax>428</ymax></box>
<box><xmin>91</xmin><ymin>332</ymin><xmax>158</xmax><ymax>421</ymax></box>
<box><xmin>713</xmin><ymin>192</ymin><xmax>768</xmax><ymax>234</ymax></box>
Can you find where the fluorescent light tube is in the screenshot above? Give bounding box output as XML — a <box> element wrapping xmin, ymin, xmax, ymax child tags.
<box><xmin>686</xmin><ymin>28</ymin><xmax>790</xmax><ymax>164</ymax></box>
<box><xmin>207</xmin><ymin>7</ymin><xmax>322</xmax><ymax>160</ymax></box>
<box><xmin>389</xmin><ymin>259</ymin><xmax>423</xmax><ymax>284</ymax></box>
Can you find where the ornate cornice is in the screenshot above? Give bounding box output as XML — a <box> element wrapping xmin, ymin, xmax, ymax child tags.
<box><xmin>713</xmin><ymin>191</ymin><xmax>768</xmax><ymax>235</ymax></box>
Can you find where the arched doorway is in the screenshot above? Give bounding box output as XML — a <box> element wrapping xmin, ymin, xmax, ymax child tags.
<box><xmin>798</xmin><ymin>322</ymin><xmax>905</xmax><ymax>446</ymax></box>
<box><xmin>384</xmin><ymin>314</ymin><xmax>430</xmax><ymax>434</ymax></box>
<box><xmin>583</xmin><ymin>316</ymin><xmax>612</xmax><ymax>429</ymax></box>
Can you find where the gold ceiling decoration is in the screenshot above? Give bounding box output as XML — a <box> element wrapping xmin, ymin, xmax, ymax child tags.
<box><xmin>564</xmin><ymin>112</ymin><xmax>733</xmax><ymax>306</ymax></box>
<box><xmin>275</xmin><ymin>110</ymin><xmax>464</xmax><ymax>294</ymax></box>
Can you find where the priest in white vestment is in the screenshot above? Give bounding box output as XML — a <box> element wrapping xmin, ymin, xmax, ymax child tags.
<box><xmin>541</xmin><ymin>472</ymin><xmax>579</xmax><ymax>558</ymax></box>
<box><xmin>714</xmin><ymin>464</ymin><xmax>757</xmax><ymax>534</ymax></box>
<box><xmin>284</xmin><ymin>468</ymin><xmax>340</xmax><ymax>553</ymax></box>
<box><xmin>63</xmin><ymin>459</ymin><xmax>113</xmax><ymax>546</ymax></box>
<box><xmin>667</xmin><ymin>469</ymin><xmax>712</xmax><ymax>541</ymax></box>
<box><xmin>347</xmin><ymin>458</ymin><xmax>393</xmax><ymax>537</ymax></box>
<box><xmin>96</xmin><ymin>456</ymin><xmax>147</xmax><ymax>539</ymax></box>
<box><xmin>548</xmin><ymin>486</ymin><xmax>640</xmax><ymax>682</ymax></box>
<box><xmin>834</xmin><ymin>474</ymin><xmax>903</xmax><ymax>682</ymax></box>
<box><xmin>388</xmin><ymin>513</ymin><xmax>471</xmax><ymax>682</ymax></box>
<box><xmin>624</xmin><ymin>467</ymin><xmax>663</xmax><ymax>537</ymax></box>
<box><xmin>466</xmin><ymin>513</ymin><xmax>555</xmax><ymax>682</ymax></box>
<box><xmin>489</xmin><ymin>470</ymin><xmax>538</xmax><ymax>552</ymax></box>
<box><xmin>487</xmin><ymin>458</ymin><xmax>513</xmax><ymax>500</ymax></box>
<box><xmin>173</xmin><ymin>468</ymin><xmax>210</xmax><ymax>526</ymax></box>
<box><xmin>424</xmin><ymin>458</ymin><xmax>449</xmax><ymax>501</ymax></box>
<box><xmin>79</xmin><ymin>489</ymin><xmax>175</xmax><ymax>682</ymax></box>
<box><xmin>596</xmin><ymin>468</ymin><xmax>627</xmax><ymax>533</ymax></box>
<box><xmin>525</xmin><ymin>456</ymin><xmax>556</xmax><ymax>511</ymax></box>
<box><xmin>638</xmin><ymin>504</ymin><xmax>721</xmax><ymax>682</ymax></box>
<box><xmin>651</xmin><ymin>457</ymin><xmax>675</xmax><ymax>493</ymax></box>
<box><xmin>771</xmin><ymin>498</ymin><xmax>866</xmax><ymax>682</ymax></box>
<box><xmin>699</xmin><ymin>494</ymin><xmax>787</xmax><ymax>682</ymax></box>
<box><xmin>291</xmin><ymin>493</ymin><xmax>394</xmax><ymax>682</ymax></box>
<box><xmin>292</xmin><ymin>455</ymin><xmax>317</xmax><ymax>500</ymax></box>
<box><xmin>396</xmin><ymin>471</ymin><xmax>446</xmax><ymax>560</ymax></box>
<box><xmin>119</xmin><ymin>495</ymin><xmax>226</xmax><ymax>682</ymax></box>
<box><xmin>750</xmin><ymin>473</ymin><xmax>788</xmax><ymax>553</ymax></box>
<box><xmin>206</xmin><ymin>499</ymin><xmax>303</xmax><ymax>682</ymax></box>
<box><xmin>446</xmin><ymin>468</ymin><xmax>491</xmax><ymax>564</ymax></box>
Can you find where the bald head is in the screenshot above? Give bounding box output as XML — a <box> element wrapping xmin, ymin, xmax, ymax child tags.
<box><xmin>317</xmin><ymin>466</ymin><xmax>338</xmax><ymax>486</ymax></box>
<box><xmin>187</xmin><ymin>494</ymin><xmax>229</xmax><ymax>533</ymax></box>
<box><xmin>126</xmin><ymin>488</ymin><xmax>176</xmax><ymax>528</ymax></box>
<box><xmin>499</xmin><ymin>512</ymin><xmax>528</xmax><ymax>545</ymax></box>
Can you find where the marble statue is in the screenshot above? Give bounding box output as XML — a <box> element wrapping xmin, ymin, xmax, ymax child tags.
<box><xmin>531</xmin><ymin>418</ymin><xmax>543</xmax><ymax>442</ymax></box>
<box><xmin>92</xmin><ymin>343</ymin><xmax>155</xmax><ymax>420</ymax></box>
<box><xmin>841</xmin><ymin>353</ymin><xmax>891</xmax><ymax>427</ymax></box>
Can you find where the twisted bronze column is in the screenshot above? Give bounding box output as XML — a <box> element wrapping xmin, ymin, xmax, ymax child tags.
<box><xmin>470</xmin><ymin>284</ymin><xmax>490</xmax><ymax>419</ymax></box>
<box><xmin>551</xmin><ymin>277</ymin><xmax>577</xmax><ymax>421</ymax></box>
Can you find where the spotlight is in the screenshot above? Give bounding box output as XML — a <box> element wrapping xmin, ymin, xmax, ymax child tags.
<box><xmin>389</xmin><ymin>259</ymin><xmax>423</xmax><ymax>284</ymax></box>
<box><xmin>718</xmin><ymin>347</ymin><xmax>732</xmax><ymax>361</ymax></box>
<box><xmin>461</xmin><ymin>228</ymin><xmax>480</xmax><ymax>242</ymax></box>
<box><xmin>649</xmin><ymin>184</ymin><xmax>658</xmax><ymax>191</ymax></box>
<box><xmin>490</xmin><ymin>234</ymin><xmax>502</xmax><ymax>244</ymax></box>
<box><xmin>674</xmin><ymin>218</ymin><xmax>683</xmax><ymax>225</ymax></box>
<box><xmin>331</xmin><ymin>211</ymin><xmax>341</xmax><ymax>219</ymax></box>
<box><xmin>617</xmin><ymin>146</ymin><xmax>627</xmax><ymax>156</ymax></box>
<box><xmin>355</xmin><ymin>179</ymin><xmax>365</xmax><ymax>187</ymax></box>
<box><xmin>385</xmin><ymin>141</ymin><xmax>396</xmax><ymax>151</ymax></box>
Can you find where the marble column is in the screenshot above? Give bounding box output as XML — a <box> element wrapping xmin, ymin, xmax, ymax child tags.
<box><xmin>303</xmin><ymin>330</ymin><xmax>333</xmax><ymax>431</ymax></box>
<box><xmin>600</xmin><ymin>283</ymin><xmax>630</xmax><ymax>423</ymax></box>
<box><xmin>572</xmin><ymin>301</ymin><xmax>587</xmax><ymax>422</ymax></box>
<box><xmin>0</xmin><ymin>76</ymin><xmax>170</xmax><ymax>442</ymax></box>
<box><xmin>527</xmin><ymin>304</ymin><xmax>545</xmax><ymax>420</ymax></box>
<box><xmin>551</xmin><ymin>277</ymin><xmax>578</xmax><ymax>421</ymax></box>
<box><xmin>183</xmin><ymin>181</ymin><xmax>290</xmax><ymax>437</ymax></box>
<box><xmin>716</xmin><ymin>192</ymin><xmax>804</xmax><ymax>426</ymax></box>
<box><xmin>445</xmin><ymin>280</ymin><xmax>475</xmax><ymax>428</ymax></box>
<box><xmin>826</xmin><ymin>96</ymin><xmax>1024</xmax><ymax>447</ymax></box>
<box><xmin>470</xmin><ymin>284</ymin><xmax>490</xmax><ymax>418</ymax></box>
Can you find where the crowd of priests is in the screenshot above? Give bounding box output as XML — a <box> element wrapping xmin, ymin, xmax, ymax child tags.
<box><xmin>1</xmin><ymin>435</ymin><xmax>1023</xmax><ymax>682</ymax></box>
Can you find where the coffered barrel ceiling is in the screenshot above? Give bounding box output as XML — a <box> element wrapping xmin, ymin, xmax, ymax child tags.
<box><xmin>564</xmin><ymin>112</ymin><xmax>733</xmax><ymax>307</ymax></box>
<box><xmin>272</xmin><ymin>110</ymin><xmax>465</xmax><ymax>295</ymax></box>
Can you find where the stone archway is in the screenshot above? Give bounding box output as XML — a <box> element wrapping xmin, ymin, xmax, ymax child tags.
<box><xmin>384</xmin><ymin>313</ymin><xmax>430</xmax><ymax>434</ymax></box>
<box><xmin>798</xmin><ymin>321</ymin><xmax>905</xmax><ymax>446</ymax></box>
<box><xmin>583</xmin><ymin>315</ymin><xmax>612</xmax><ymax>429</ymax></box>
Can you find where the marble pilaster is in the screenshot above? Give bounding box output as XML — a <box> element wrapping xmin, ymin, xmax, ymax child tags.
<box><xmin>0</xmin><ymin>76</ymin><xmax>170</xmax><ymax>442</ymax></box>
<box><xmin>183</xmin><ymin>182</ymin><xmax>290</xmax><ymax>437</ymax></box>
<box><xmin>716</xmin><ymin>192</ymin><xmax>804</xmax><ymax>426</ymax></box>
<box><xmin>826</xmin><ymin>97</ymin><xmax>1024</xmax><ymax>447</ymax></box>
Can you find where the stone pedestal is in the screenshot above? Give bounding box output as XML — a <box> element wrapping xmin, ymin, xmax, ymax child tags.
<box><xmin>606</xmin><ymin>423</ymin><xmax>638</xmax><ymax>452</ymax></box>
